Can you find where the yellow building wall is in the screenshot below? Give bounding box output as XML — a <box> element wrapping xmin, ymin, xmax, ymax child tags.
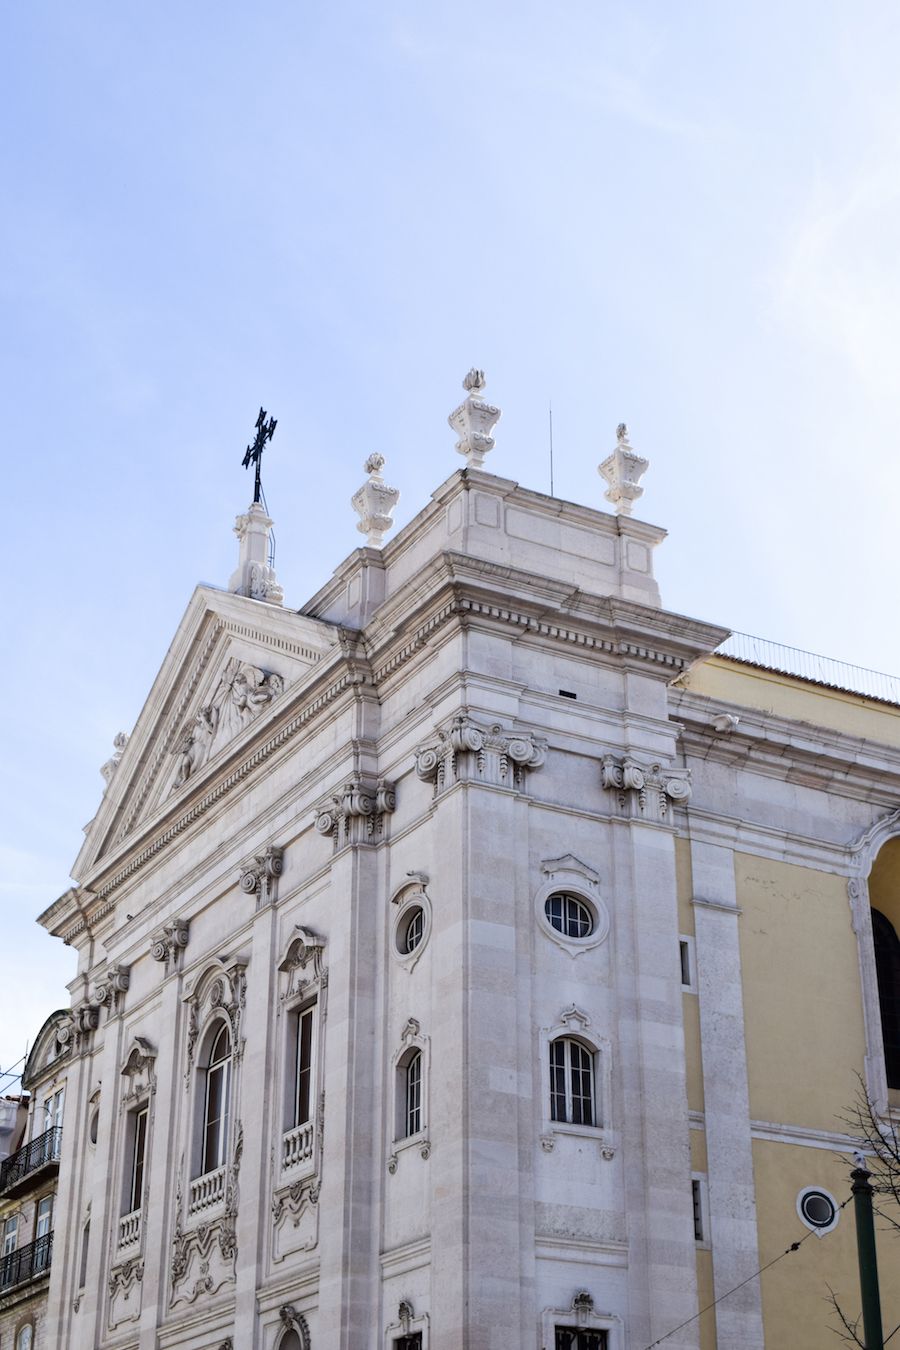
<box><xmin>736</xmin><ymin>853</ymin><xmax>865</xmax><ymax>1133</ymax></box>
<box><xmin>752</xmin><ymin>1138</ymin><xmax>900</xmax><ymax>1348</ymax></box>
<box><xmin>680</xmin><ymin>656</ymin><xmax>900</xmax><ymax>747</ymax></box>
<box><xmin>675</xmin><ymin>837</ymin><xmax>705</xmax><ymax>1113</ymax></box>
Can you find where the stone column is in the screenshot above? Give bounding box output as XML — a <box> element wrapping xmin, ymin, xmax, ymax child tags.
<box><xmin>690</xmin><ymin>840</ymin><xmax>765</xmax><ymax>1350</ymax></box>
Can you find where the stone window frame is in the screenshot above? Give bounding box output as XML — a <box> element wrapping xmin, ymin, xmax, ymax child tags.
<box><xmin>539</xmin><ymin>1007</ymin><xmax>614</xmax><ymax>1152</ymax></box>
<box><xmin>535</xmin><ymin>856</ymin><xmax>610</xmax><ymax>958</ymax></box>
<box><xmin>276</xmin><ymin>925</ymin><xmax>328</xmax><ymax>1183</ymax></box>
<box><xmin>390</xmin><ymin>877</ymin><xmax>433</xmax><ymax>972</ymax></box>
<box><xmin>848</xmin><ymin>813</ymin><xmax>900</xmax><ymax>1113</ymax></box>
<box><xmin>388</xmin><ymin>1020</ymin><xmax>431</xmax><ymax>1171</ymax></box>
<box><xmin>384</xmin><ymin>1300</ymin><xmax>429</xmax><ymax>1348</ymax></box>
<box><xmin>540</xmin><ymin>1292</ymin><xmax>621</xmax><ymax>1350</ymax></box>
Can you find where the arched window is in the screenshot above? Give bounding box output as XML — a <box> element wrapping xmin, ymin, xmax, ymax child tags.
<box><xmin>16</xmin><ymin>1324</ymin><xmax>33</xmax><ymax>1350</ymax></box>
<box><xmin>550</xmin><ymin>1037</ymin><xmax>595</xmax><ymax>1126</ymax></box>
<box><xmin>872</xmin><ymin>908</ymin><xmax>900</xmax><ymax>1089</ymax></box>
<box><xmin>399</xmin><ymin>1049</ymin><xmax>422</xmax><ymax>1138</ymax></box>
<box><xmin>279</xmin><ymin>1333</ymin><xmax>303</xmax><ymax>1350</ymax></box>
<box><xmin>79</xmin><ymin>1220</ymin><xmax>90</xmax><ymax>1289</ymax></box>
<box><xmin>201</xmin><ymin>1022</ymin><xmax>232</xmax><ymax>1174</ymax></box>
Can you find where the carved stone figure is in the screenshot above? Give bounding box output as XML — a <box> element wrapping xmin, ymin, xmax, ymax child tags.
<box><xmin>171</xmin><ymin>659</ymin><xmax>284</xmax><ymax>792</ymax></box>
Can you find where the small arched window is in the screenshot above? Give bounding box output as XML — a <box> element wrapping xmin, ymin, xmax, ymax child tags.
<box><xmin>17</xmin><ymin>1324</ymin><xmax>33</xmax><ymax>1350</ymax></box>
<box><xmin>201</xmin><ymin>1023</ymin><xmax>232</xmax><ymax>1174</ymax></box>
<box><xmin>279</xmin><ymin>1332</ymin><xmax>303</xmax><ymax>1350</ymax></box>
<box><xmin>872</xmin><ymin>907</ymin><xmax>900</xmax><ymax>1089</ymax></box>
<box><xmin>550</xmin><ymin>1037</ymin><xmax>595</xmax><ymax>1126</ymax></box>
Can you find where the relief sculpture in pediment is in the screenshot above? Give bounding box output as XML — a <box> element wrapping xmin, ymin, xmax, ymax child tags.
<box><xmin>171</xmin><ymin>658</ymin><xmax>284</xmax><ymax>792</ymax></box>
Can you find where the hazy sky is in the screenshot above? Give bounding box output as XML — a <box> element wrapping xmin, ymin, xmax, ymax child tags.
<box><xmin>3</xmin><ymin>1</ymin><xmax>900</xmax><ymax>1078</ymax></box>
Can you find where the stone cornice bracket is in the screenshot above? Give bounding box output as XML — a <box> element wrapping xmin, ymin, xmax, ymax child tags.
<box><xmin>598</xmin><ymin>423</ymin><xmax>649</xmax><ymax>517</ymax></box>
<box><xmin>239</xmin><ymin>845</ymin><xmax>285</xmax><ymax>908</ymax></box>
<box><xmin>315</xmin><ymin>777</ymin><xmax>396</xmax><ymax>851</ymax></box>
<box><xmin>150</xmin><ymin>917</ymin><xmax>190</xmax><ymax>970</ymax></box>
<box><xmin>74</xmin><ymin>1001</ymin><xmax>100</xmax><ymax>1047</ymax></box>
<box><xmin>600</xmin><ymin>753</ymin><xmax>691</xmax><ymax>820</ymax></box>
<box><xmin>448</xmin><ymin>368</ymin><xmax>501</xmax><ymax>468</ymax></box>
<box><xmin>54</xmin><ymin>1013</ymin><xmax>76</xmax><ymax>1059</ymax></box>
<box><xmin>228</xmin><ymin>500</ymin><xmax>284</xmax><ymax>605</ymax></box>
<box><xmin>352</xmin><ymin>453</ymin><xmax>400</xmax><ymax>547</ymax></box>
<box><xmin>90</xmin><ymin>963</ymin><xmax>130</xmax><ymax>1015</ymax></box>
<box><xmin>415</xmin><ymin>714</ymin><xmax>546</xmax><ymax>798</ymax></box>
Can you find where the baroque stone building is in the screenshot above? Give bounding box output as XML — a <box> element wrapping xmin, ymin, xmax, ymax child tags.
<box><xmin>35</xmin><ymin>378</ymin><xmax>900</xmax><ymax>1347</ymax></box>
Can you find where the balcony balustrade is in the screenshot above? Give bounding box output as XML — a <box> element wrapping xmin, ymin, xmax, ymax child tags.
<box><xmin>188</xmin><ymin>1165</ymin><xmax>226</xmax><ymax>1215</ymax></box>
<box><xmin>118</xmin><ymin>1208</ymin><xmax>141</xmax><ymax>1249</ymax></box>
<box><xmin>0</xmin><ymin>1127</ymin><xmax>62</xmax><ymax>1198</ymax></box>
<box><xmin>281</xmin><ymin>1121</ymin><xmax>314</xmax><ymax>1171</ymax></box>
<box><xmin>0</xmin><ymin>1232</ymin><xmax>53</xmax><ymax>1294</ymax></box>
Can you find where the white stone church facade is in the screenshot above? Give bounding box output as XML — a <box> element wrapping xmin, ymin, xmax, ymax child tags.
<box><xmin>36</xmin><ymin>379</ymin><xmax>900</xmax><ymax>1349</ymax></box>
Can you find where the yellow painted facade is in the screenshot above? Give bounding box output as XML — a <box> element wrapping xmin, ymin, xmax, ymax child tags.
<box><xmin>677</xmin><ymin>655</ymin><xmax>900</xmax><ymax>1349</ymax></box>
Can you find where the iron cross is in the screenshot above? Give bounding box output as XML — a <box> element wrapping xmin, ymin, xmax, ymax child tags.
<box><xmin>242</xmin><ymin>407</ymin><xmax>277</xmax><ymax>504</ymax></box>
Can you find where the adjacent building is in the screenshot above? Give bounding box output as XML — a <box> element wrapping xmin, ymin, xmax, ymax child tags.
<box><xmin>0</xmin><ymin>1013</ymin><xmax>70</xmax><ymax>1350</ymax></box>
<box><xmin>32</xmin><ymin>379</ymin><xmax>900</xmax><ymax>1347</ymax></box>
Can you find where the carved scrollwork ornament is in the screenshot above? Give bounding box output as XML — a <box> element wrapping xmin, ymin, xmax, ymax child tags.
<box><xmin>416</xmin><ymin>713</ymin><xmax>546</xmax><ymax>796</ymax></box>
<box><xmin>238</xmin><ymin>844</ymin><xmax>284</xmax><ymax>907</ymax></box>
<box><xmin>600</xmin><ymin>753</ymin><xmax>691</xmax><ymax>820</ymax></box>
<box><xmin>315</xmin><ymin>775</ymin><xmax>396</xmax><ymax>851</ymax></box>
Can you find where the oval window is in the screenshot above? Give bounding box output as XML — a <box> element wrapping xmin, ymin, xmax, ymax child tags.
<box><xmin>545</xmin><ymin>892</ymin><xmax>593</xmax><ymax>939</ymax></box>
<box><xmin>397</xmin><ymin>905</ymin><xmax>426</xmax><ymax>955</ymax></box>
<box><xmin>797</xmin><ymin>1186</ymin><xmax>839</xmax><ymax>1235</ymax></box>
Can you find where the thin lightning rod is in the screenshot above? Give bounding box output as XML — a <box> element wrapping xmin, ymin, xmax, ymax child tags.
<box><xmin>549</xmin><ymin>402</ymin><xmax>555</xmax><ymax>497</ymax></box>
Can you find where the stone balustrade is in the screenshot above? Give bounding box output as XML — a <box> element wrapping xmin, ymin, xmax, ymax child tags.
<box><xmin>118</xmin><ymin>1208</ymin><xmax>141</xmax><ymax>1249</ymax></box>
<box><xmin>281</xmin><ymin>1122</ymin><xmax>314</xmax><ymax>1171</ymax></box>
<box><xmin>188</xmin><ymin>1164</ymin><xmax>226</xmax><ymax>1215</ymax></box>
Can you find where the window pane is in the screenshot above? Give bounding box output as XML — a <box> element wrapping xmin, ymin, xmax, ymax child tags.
<box><xmin>36</xmin><ymin>1196</ymin><xmax>52</xmax><ymax>1238</ymax></box>
<box><xmin>203</xmin><ymin>1060</ymin><xmax>230</xmax><ymax>1172</ymax></box>
<box><xmin>296</xmin><ymin>1008</ymin><xmax>313</xmax><ymax>1126</ymax></box>
<box><xmin>406</xmin><ymin>1052</ymin><xmax>422</xmax><ymax>1136</ymax></box>
<box><xmin>2</xmin><ymin>1216</ymin><xmax>17</xmax><ymax>1255</ymax></box>
<box><xmin>130</xmin><ymin>1109</ymin><xmax>148</xmax><ymax>1212</ymax></box>
<box><xmin>569</xmin><ymin>1042</ymin><xmax>594</xmax><ymax>1127</ymax></box>
<box><xmin>550</xmin><ymin>1040</ymin><xmax>567</xmax><ymax>1121</ymax></box>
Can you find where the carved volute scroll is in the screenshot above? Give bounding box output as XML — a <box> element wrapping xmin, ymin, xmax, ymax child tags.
<box><xmin>600</xmin><ymin>753</ymin><xmax>691</xmax><ymax>820</ymax></box>
<box><xmin>315</xmin><ymin>776</ymin><xmax>396</xmax><ymax>851</ymax></box>
<box><xmin>150</xmin><ymin>917</ymin><xmax>190</xmax><ymax>970</ymax></box>
<box><xmin>90</xmin><ymin>963</ymin><xmax>130</xmax><ymax>1016</ymax></box>
<box><xmin>239</xmin><ymin>845</ymin><xmax>284</xmax><ymax>908</ymax></box>
<box><xmin>415</xmin><ymin>713</ymin><xmax>546</xmax><ymax>798</ymax></box>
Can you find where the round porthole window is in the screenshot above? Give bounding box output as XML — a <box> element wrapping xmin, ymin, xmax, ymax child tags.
<box><xmin>797</xmin><ymin>1186</ymin><xmax>840</xmax><ymax>1236</ymax></box>
<box><xmin>545</xmin><ymin>892</ymin><xmax>594</xmax><ymax>939</ymax></box>
<box><xmin>398</xmin><ymin>905</ymin><xmax>425</xmax><ymax>954</ymax></box>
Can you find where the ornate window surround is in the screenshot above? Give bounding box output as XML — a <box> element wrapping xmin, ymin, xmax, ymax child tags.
<box><xmin>276</xmin><ymin>925</ymin><xmax>328</xmax><ymax>1183</ymax></box>
<box><xmin>388</xmin><ymin>1019</ymin><xmax>431</xmax><ymax>1173</ymax></box>
<box><xmin>391</xmin><ymin>874</ymin><xmax>433</xmax><ymax>972</ymax></box>
<box><xmin>539</xmin><ymin>1008</ymin><xmax>614</xmax><ymax>1156</ymax></box>
<box><xmin>540</xmin><ymin>1290</ymin><xmax>621</xmax><ymax>1349</ymax></box>
<box><xmin>535</xmin><ymin>856</ymin><xmax>610</xmax><ymax>957</ymax></box>
<box><xmin>385</xmin><ymin>1297</ymin><xmax>429</xmax><ymax>1348</ymax></box>
<box><xmin>112</xmin><ymin>1037</ymin><xmax>157</xmax><ymax>1260</ymax></box>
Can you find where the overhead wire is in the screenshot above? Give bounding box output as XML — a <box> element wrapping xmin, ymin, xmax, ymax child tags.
<box><xmin>641</xmin><ymin>1197</ymin><xmax>852</xmax><ymax>1350</ymax></box>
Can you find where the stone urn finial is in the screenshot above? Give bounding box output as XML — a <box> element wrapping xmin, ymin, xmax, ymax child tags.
<box><xmin>448</xmin><ymin>369</ymin><xmax>501</xmax><ymax>468</ymax></box>
<box><xmin>351</xmin><ymin>454</ymin><xmax>400</xmax><ymax>548</ymax></box>
<box><xmin>598</xmin><ymin>422</ymin><xmax>649</xmax><ymax>516</ymax></box>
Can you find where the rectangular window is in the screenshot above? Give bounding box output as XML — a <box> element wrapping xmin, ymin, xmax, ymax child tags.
<box><xmin>127</xmin><ymin>1107</ymin><xmax>148</xmax><ymax>1214</ymax></box>
<box><xmin>555</xmin><ymin>1331</ymin><xmax>607</xmax><ymax>1350</ymax></box>
<box><xmin>550</xmin><ymin>1040</ymin><xmax>567</xmax><ymax>1122</ymax></box>
<box><xmin>692</xmin><ymin>1175</ymin><xmax>709</xmax><ymax>1243</ymax></box>
<box><xmin>203</xmin><ymin>1058</ymin><xmax>230</xmax><ymax>1174</ymax></box>
<box><xmin>295</xmin><ymin>1006</ymin><xmax>314</xmax><ymax>1127</ymax></box>
<box><xmin>680</xmin><ymin>940</ymin><xmax>692</xmax><ymax>988</ymax></box>
<box><xmin>2</xmin><ymin>1216</ymin><xmax>17</xmax><ymax>1256</ymax></box>
<box><xmin>44</xmin><ymin>1088</ymin><xmax>65</xmax><ymax>1133</ymax></box>
<box><xmin>395</xmin><ymin>1338</ymin><xmax>422</xmax><ymax>1350</ymax></box>
<box><xmin>36</xmin><ymin>1195</ymin><xmax>53</xmax><ymax>1239</ymax></box>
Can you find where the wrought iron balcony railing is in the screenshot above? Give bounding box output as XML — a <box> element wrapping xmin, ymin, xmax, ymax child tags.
<box><xmin>0</xmin><ymin>1232</ymin><xmax>53</xmax><ymax>1294</ymax></box>
<box><xmin>0</xmin><ymin>1126</ymin><xmax>62</xmax><ymax>1197</ymax></box>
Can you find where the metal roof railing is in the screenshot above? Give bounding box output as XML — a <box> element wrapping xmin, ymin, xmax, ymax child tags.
<box><xmin>715</xmin><ymin>632</ymin><xmax>900</xmax><ymax>708</ymax></box>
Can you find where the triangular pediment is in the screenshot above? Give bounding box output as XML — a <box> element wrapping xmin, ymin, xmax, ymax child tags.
<box><xmin>74</xmin><ymin>586</ymin><xmax>339</xmax><ymax>880</ymax></box>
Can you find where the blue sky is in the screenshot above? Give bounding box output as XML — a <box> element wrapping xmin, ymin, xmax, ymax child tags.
<box><xmin>3</xmin><ymin>1</ymin><xmax>900</xmax><ymax>1077</ymax></box>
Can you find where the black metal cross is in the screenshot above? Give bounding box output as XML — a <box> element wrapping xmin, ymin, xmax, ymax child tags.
<box><xmin>242</xmin><ymin>406</ymin><xmax>277</xmax><ymax>503</ymax></box>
